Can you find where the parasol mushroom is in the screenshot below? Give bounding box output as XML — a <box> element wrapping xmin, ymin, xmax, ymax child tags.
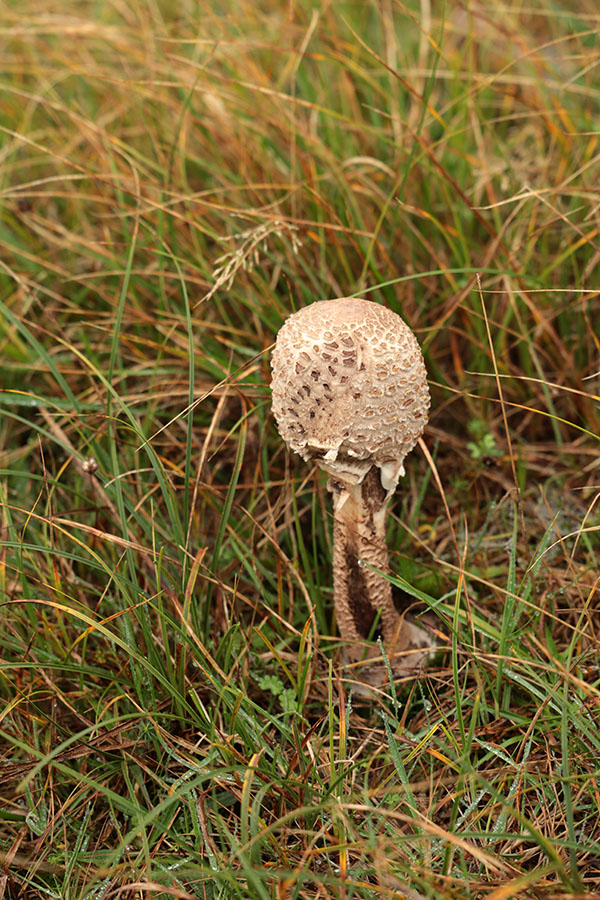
<box><xmin>271</xmin><ymin>297</ymin><xmax>434</xmax><ymax>685</ymax></box>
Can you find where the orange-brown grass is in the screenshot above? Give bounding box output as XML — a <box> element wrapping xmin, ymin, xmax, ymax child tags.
<box><xmin>0</xmin><ymin>1</ymin><xmax>599</xmax><ymax>898</ymax></box>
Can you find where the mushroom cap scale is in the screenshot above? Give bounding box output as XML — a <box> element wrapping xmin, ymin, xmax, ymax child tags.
<box><xmin>271</xmin><ymin>297</ymin><xmax>430</xmax><ymax>491</ymax></box>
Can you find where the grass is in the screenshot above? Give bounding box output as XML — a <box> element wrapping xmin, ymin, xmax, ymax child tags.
<box><xmin>0</xmin><ymin>0</ymin><xmax>599</xmax><ymax>897</ymax></box>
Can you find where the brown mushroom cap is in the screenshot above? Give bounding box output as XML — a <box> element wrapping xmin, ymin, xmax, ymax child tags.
<box><xmin>271</xmin><ymin>297</ymin><xmax>430</xmax><ymax>492</ymax></box>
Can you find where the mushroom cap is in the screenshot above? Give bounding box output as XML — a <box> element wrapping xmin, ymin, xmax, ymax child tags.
<box><xmin>271</xmin><ymin>297</ymin><xmax>430</xmax><ymax>491</ymax></box>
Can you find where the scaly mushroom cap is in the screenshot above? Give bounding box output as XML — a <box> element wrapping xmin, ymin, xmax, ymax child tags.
<box><xmin>271</xmin><ymin>298</ymin><xmax>430</xmax><ymax>492</ymax></box>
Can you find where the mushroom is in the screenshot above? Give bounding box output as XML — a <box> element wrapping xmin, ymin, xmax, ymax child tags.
<box><xmin>271</xmin><ymin>297</ymin><xmax>434</xmax><ymax>686</ymax></box>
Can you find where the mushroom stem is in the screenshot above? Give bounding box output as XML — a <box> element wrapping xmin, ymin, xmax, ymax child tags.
<box><xmin>330</xmin><ymin>467</ymin><xmax>395</xmax><ymax>645</ymax></box>
<box><xmin>329</xmin><ymin>466</ymin><xmax>433</xmax><ymax>680</ymax></box>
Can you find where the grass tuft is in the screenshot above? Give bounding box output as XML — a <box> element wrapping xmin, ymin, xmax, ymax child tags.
<box><xmin>1</xmin><ymin>0</ymin><xmax>599</xmax><ymax>897</ymax></box>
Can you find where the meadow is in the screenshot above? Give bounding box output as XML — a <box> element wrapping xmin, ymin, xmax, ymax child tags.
<box><xmin>0</xmin><ymin>1</ymin><xmax>599</xmax><ymax>897</ymax></box>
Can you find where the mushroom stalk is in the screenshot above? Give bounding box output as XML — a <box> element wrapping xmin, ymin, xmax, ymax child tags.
<box><xmin>329</xmin><ymin>467</ymin><xmax>430</xmax><ymax>678</ymax></box>
<box><xmin>330</xmin><ymin>467</ymin><xmax>395</xmax><ymax>644</ymax></box>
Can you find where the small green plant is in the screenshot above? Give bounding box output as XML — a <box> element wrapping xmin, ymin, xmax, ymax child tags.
<box><xmin>258</xmin><ymin>674</ymin><xmax>299</xmax><ymax>714</ymax></box>
<box><xmin>467</xmin><ymin>419</ymin><xmax>504</xmax><ymax>460</ymax></box>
